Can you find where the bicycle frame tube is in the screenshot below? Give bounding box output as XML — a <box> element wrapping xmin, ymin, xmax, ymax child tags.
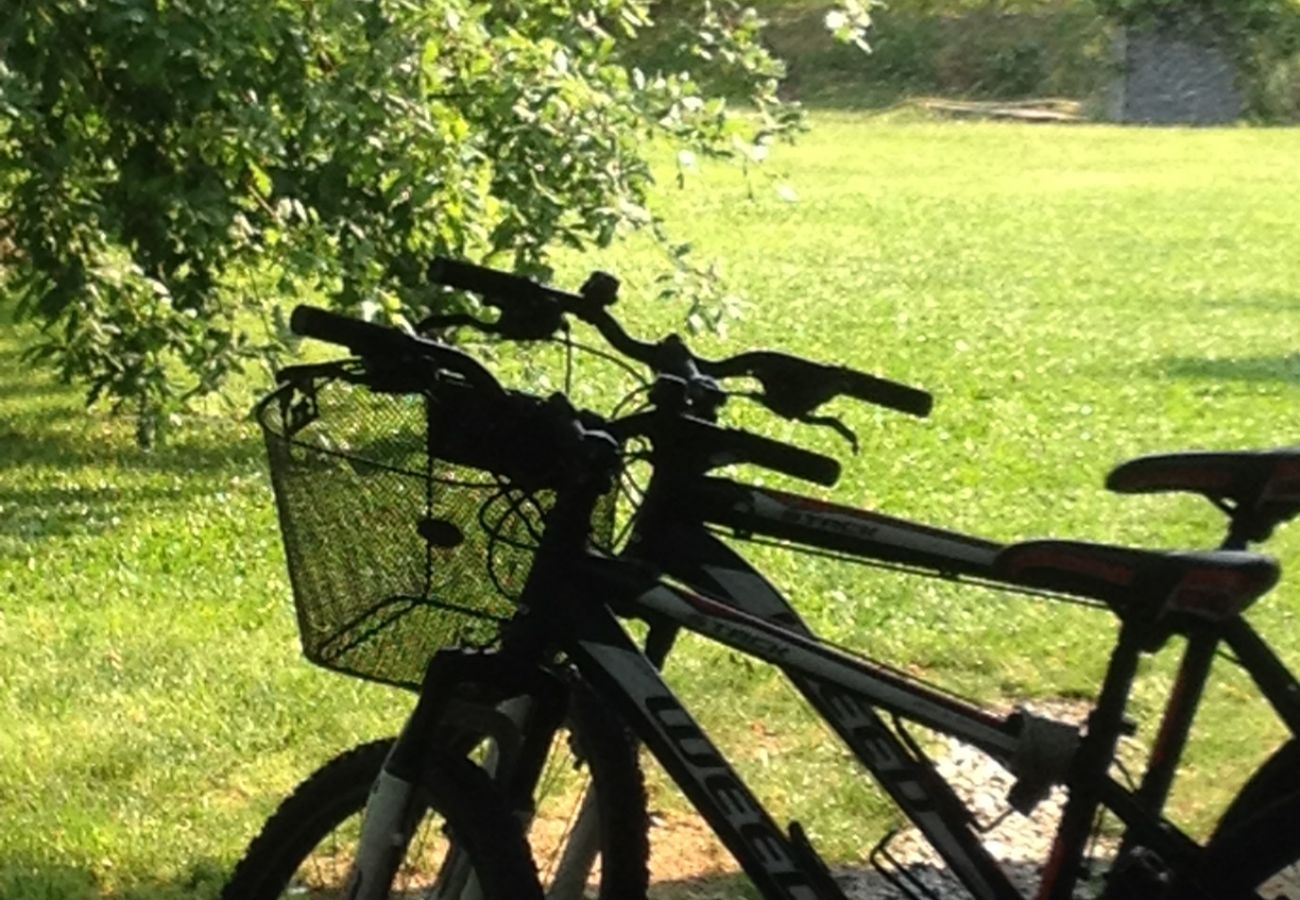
<box><xmin>560</xmin><ymin>528</ymin><xmax>1252</xmax><ymax>899</ymax></box>
<box><xmin>626</xmin><ymin>504</ymin><xmax>1026</xmax><ymax>895</ymax></box>
<box><xmin>663</xmin><ymin>476</ymin><xmax>1005</xmax><ymax>579</ymax></box>
<box><xmin>1224</xmin><ymin>617</ymin><xmax>1300</xmax><ymax>735</ymax></box>
<box><xmin>1124</xmin><ymin>631</ymin><xmax>1219</xmax><ymax>837</ymax></box>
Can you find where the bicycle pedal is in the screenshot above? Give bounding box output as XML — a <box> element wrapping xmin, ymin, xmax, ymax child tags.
<box><xmin>1105</xmin><ymin>847</ymin><xmax>1174</xmax><ymax>899</ymax></box>
<box><xmin>786</xmin><ymin>820</ymin><xmax>849</xmax><ymax>900</ymax></box>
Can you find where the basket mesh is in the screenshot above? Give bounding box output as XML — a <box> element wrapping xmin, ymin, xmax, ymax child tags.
<box><xmin>258</xmin><ymin>374</ymin><xmax>610</xmax><ymax>688</ymax></box>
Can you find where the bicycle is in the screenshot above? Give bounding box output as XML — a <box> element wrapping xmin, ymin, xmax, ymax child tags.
<box><xmin>227</xmin><ymin>263</ymin><xmax>933</xmax><ymax>900</ymax></box>
<box><xmin>232</xmin><ymin>264</ymin><xmax>1300</xmax><ymax>900</ymax></box>
<box><xmin>419</xmin><ymin>261</ymin><xmax>1300</xmax><ymax>897</ymax></box>
<box><xmin>229</xmin><ymin>319</ymin><xmax>651</xmax><ymax>900</ymax></box>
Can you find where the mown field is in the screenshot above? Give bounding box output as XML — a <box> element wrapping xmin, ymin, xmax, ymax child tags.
<box><xmin>3</xmin><ymin>115</ymin><xmax>1300</xmax><ymax>897</ymax></box>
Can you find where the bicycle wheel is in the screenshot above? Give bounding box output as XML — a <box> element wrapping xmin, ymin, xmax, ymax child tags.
<box><xmin>222</xmin><ymin>688</ymin><xmax>648</xmax><ymax>900</ymax></box>
<box><xmin>221</xmin><ymin>747</ymin><xmax>541</xmax><ymax>899</ymax></box>
<box><xmin>491</xmin><ymin>681</ymin><xmax>649</xmax><ymax>899</ymax></box>
<box><xmin>1182</xmin><ymin>790</ymin><xmax>1300</xmax><ymax>898</ymax></box>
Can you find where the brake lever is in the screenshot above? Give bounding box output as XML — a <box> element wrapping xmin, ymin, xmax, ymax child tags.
<box><xmin>417</xmin><ymin>305</ymin><xmax>564</xmax><ymax>341</ymax></box>
<box><xmin>799</xmin><ymin>413</ymin><xmax>860</xmax><ymax>454</ymax></box>
<box><xmin>732</xmin><ymin>392</ymin><xmax>860</xmax><ymax>453</ymax></box>
<box><xmin>415</xmin><ymin>312</ymin><xmax>501</xmax><ymax>336</ymax></box>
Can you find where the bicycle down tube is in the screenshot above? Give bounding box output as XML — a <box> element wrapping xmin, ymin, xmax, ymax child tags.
<box><xmin>626</xmin><ymin>519</ymin><xmax>1023</xmax><ymax>897</ymax></box>
<box><xmin>566</xmin><ymin>477</ymin><xmax>1281</xmax><ymax>899</ymax></box>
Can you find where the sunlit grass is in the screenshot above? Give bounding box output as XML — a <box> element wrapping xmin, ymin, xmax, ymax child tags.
<box><xmin>3</xmin><ymin>117</ymin><xmax>1299</xmax><ymax>895</ymax></box>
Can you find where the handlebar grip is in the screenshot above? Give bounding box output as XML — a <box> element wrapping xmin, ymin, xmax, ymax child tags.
<box><xmin>290</xmin><ymin>305</ymin><xmax>500</xmax><ymax>390</ymax></box>
<box><xmin>723</xmin><ymin>426</ymin><xmax>841</xmax><ymax>487</ymax></box>
<box><xmin>290</xmin><ymin>305</ymin><xmax>414</xmax><ymax>357</ymax></box>
<box><xmin>428</xmin><ymin>257</ymin><xmax>580</xmax><ymax>305</ymax></box>
<box><xmin>837</xmin><ymin>367</ymin><xmax>933</xmax><ymax>418</ymax></box>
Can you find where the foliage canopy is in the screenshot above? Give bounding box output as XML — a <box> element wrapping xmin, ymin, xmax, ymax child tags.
<box><xmin>0</xmin><ymin>0</ymin><xmax>862</xmax><ymax>445</ymax></box>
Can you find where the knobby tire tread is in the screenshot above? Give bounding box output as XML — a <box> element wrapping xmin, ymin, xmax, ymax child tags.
<box><xmin>221</xmin><ymin>684</ymin><xmax>649</xmax><ymax>900</ymax></box>
<box><xmin>564</xmin><ymin>681</ymin><xmax>651</xmax><ymax>900</ymax></box>
<box><xmin>220</xmin><ymin>740</ymin><xmax>543</xmax><ymax>900</ymax></box>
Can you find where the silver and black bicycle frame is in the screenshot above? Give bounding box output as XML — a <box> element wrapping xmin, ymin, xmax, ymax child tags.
<box><xmin>510</xmin><ymin>472</ymin><xmax>1300</xmax><ymax>900</ymax></box>
<box><xmin>352</xmin><ymin>468</ymin><xmax>1300</xmax><ymax>900</ymax></box>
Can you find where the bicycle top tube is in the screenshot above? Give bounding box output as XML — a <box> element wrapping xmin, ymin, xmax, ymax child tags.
<box><xmin>632</xmin><ymin>461</ymin><xmax>1280</xmax><ymax>642</ymax></box>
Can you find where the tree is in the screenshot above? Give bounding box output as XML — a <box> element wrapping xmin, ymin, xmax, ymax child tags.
<box><xmin>1092</xmin><ymin>0</ymin><xmax>1293</xmax><ymax>31</ymax></box>
<box><xmin>0</xmin><ymin>0</ymin><xmax>871</xmax><ymax>446</ymax></box>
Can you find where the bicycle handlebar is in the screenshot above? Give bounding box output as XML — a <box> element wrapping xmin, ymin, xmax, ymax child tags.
<box><xmin>429</xmin><ymin>258</ymin><xmax>585</xmax><ymax>311</ymax></box>
<box><xmin>288</xmin><ymin>305</ymin><xmax>840</xmax><ymax>488</ymax></box>
<box><xmin>711</xmin><ymin>421</ymin><xmax>841</xmax><ymax>487</ymax></box>
<box><xmin>426</xmin><ymin>256</ymin><xmax>932</xmax><ymax>420</ymax></box>
<box><xmin>289</xmin><ymin>305</ymin><xmax>501</xmax><ymax>392</ymax></box>
<box><xmin>706</xmin><ymin>351</ymin><xmax>933</xmax><ymax>419</ymax></box>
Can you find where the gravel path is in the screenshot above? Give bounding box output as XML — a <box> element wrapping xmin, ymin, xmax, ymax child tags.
<box><xmin>836</xmin><ymin>729</ymin><xmax>1111</xmax><ymax>898</ymax></box>
<box><xmin>835</xmin><ymin>701</ymin><xmax>1119</xmax><ymax>898</ymax></box>
<box><xmin>647</xmin><ymin>702</ymin><xmax>1121</xmax><ymax>899</ymax></box>
<box><xmin>647</xmin><ymin>703</ymin><xmax>1300</xmax><ymax>897</ymax></box>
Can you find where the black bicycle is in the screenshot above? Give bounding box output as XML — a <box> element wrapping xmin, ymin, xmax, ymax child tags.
<box><xmin>229</xmin><ymin>315</ymin><xmax>650</xmax><ymax>900</ymax></box>
<box><xmin>420</xmin><ymin>260</ymin><xmax>1300</xmax><ymax>897</ymax></box>
<box><xmin>230</xmin><ymin>264</ymin><xmax>1300</xmax><ymax>900</ymax></box>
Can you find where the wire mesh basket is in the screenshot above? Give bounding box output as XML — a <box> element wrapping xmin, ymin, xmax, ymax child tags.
<box><xmin>257</xmin><ymin>367</ymin><xmax>613</xmax><ymax>689</ymax></box>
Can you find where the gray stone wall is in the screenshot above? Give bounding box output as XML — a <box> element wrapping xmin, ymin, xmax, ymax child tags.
<box><xmin>1109</xmin><ymin>26</ymin><xmax>1243</xmax><ymax>124</ymax></box>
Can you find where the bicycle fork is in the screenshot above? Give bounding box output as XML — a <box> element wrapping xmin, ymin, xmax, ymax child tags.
<box><xmin>346</xmin><ymin>757</ymin><xmax>455</xmax><ymax>900</ymax></box>
<box><xmin>345</xmin><ymin>702</ymin><xmax>511</xmax><ymax>900</ymax></box>
<box><xmin>344</xmin><ymin>649</ymin><xmax>575</xmax><ymax>900</ymax></box>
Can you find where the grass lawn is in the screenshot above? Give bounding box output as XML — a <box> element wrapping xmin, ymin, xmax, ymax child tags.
<box><xmin>3</xmin><ymin>115</ymin><xmax>1300</xmax><ymax>897</ymax></box>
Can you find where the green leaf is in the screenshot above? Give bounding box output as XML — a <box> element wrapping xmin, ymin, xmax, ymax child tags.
<box><xmin>247</xmin><ymin>162</ymin><xmax>272</xmax><ymax>199</ymax></box>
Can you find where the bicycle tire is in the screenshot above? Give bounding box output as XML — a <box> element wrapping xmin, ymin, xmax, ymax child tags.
<box><xmin>220</xmin><ymin>745</ymin><xmax>542</xmax><ymax>899</ymax></box>
<box><xmin>1211</xmin><ymin>738</ymin><xmax>1300</xmax><ymax>840</ymax></box>
<box><xmin>1163</xmin><ymin>788</ymin><xmax>1300</xmax><ymax>898</ymax></box>
<box><xmin>529</xmin><ymin>681</ymin><xmax>650</xmax><ymax>900</ymax></box>
<box><xmin>221</xmin><ymin>688</ymin><xmax>648</xmax><ymax>900</ymax></box>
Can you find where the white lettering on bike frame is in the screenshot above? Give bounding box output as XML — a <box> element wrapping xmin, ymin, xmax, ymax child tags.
<box><xmin>744</xmin><ymin>489</ymin><xmax>1001</xmax><ymax>569</ymax></box>
<box><xmin>575</xmin><ymin>636</ymin><xmax>821</xmax><ymax>900</ymax></box>
<box><xmin>699</xmin><ymin>564</ymin><xmax>1007</xmax><ymax>899</ymax></box>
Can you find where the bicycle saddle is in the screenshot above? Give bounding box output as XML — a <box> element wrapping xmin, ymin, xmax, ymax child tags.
<box><xmin>995</xmin><ymin>540</ymin><xmax>1279</xmax><ymax>623</ymax></box>
<box><xmin>1106</xmin><ymin>450</ymin><xmax>1300</xmax><ymax>540</ymax></box>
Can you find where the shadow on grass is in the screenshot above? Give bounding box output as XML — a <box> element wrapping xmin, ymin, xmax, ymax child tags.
<box><xmin>0</xmin><ymin>431</ymin><xmax>268</xmax><ymax>548</ymax></box>
<box><xmin>0</xmin><ymin>343</ymin><xmax>267</xmax><ymax>545</ymax></box>
<box><xmin>0</xmin><ymin>369</ymin><xmax>71</xmax><ymax>402</ymax></box>
<box><xmin>0</xmin><ymin>858</ymin><xmax>228</xmax><ymax>900</ymax></box>
<box><xmin>0</xmin><ymin>342</ymin><xmax>262</xmax><ymax>477</ymax></box>
<box><xmin>647</xmin><ymin>860</ymin><xmax>1050</xmax><ymax>898</ymax></box>
<box><xmin>1158</xmin><ymin>354</ymin><xmax>1300</xmax><ymax>385</ymax></box>
<box><xmin>0</xmin><ymin>481</ymin><xmax>245</xmax><ymax>542</ymax></box>
<box><xmin>0</xmin><ymin>421</ymin><xmax>262</xmax><ymax>475</ymax></box>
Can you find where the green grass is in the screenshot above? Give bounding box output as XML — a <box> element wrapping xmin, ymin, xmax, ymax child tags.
<box><xmin>5</xmin><ymin>117</ymin><xmax>1300</xmax><ymax>895</ymax></box>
